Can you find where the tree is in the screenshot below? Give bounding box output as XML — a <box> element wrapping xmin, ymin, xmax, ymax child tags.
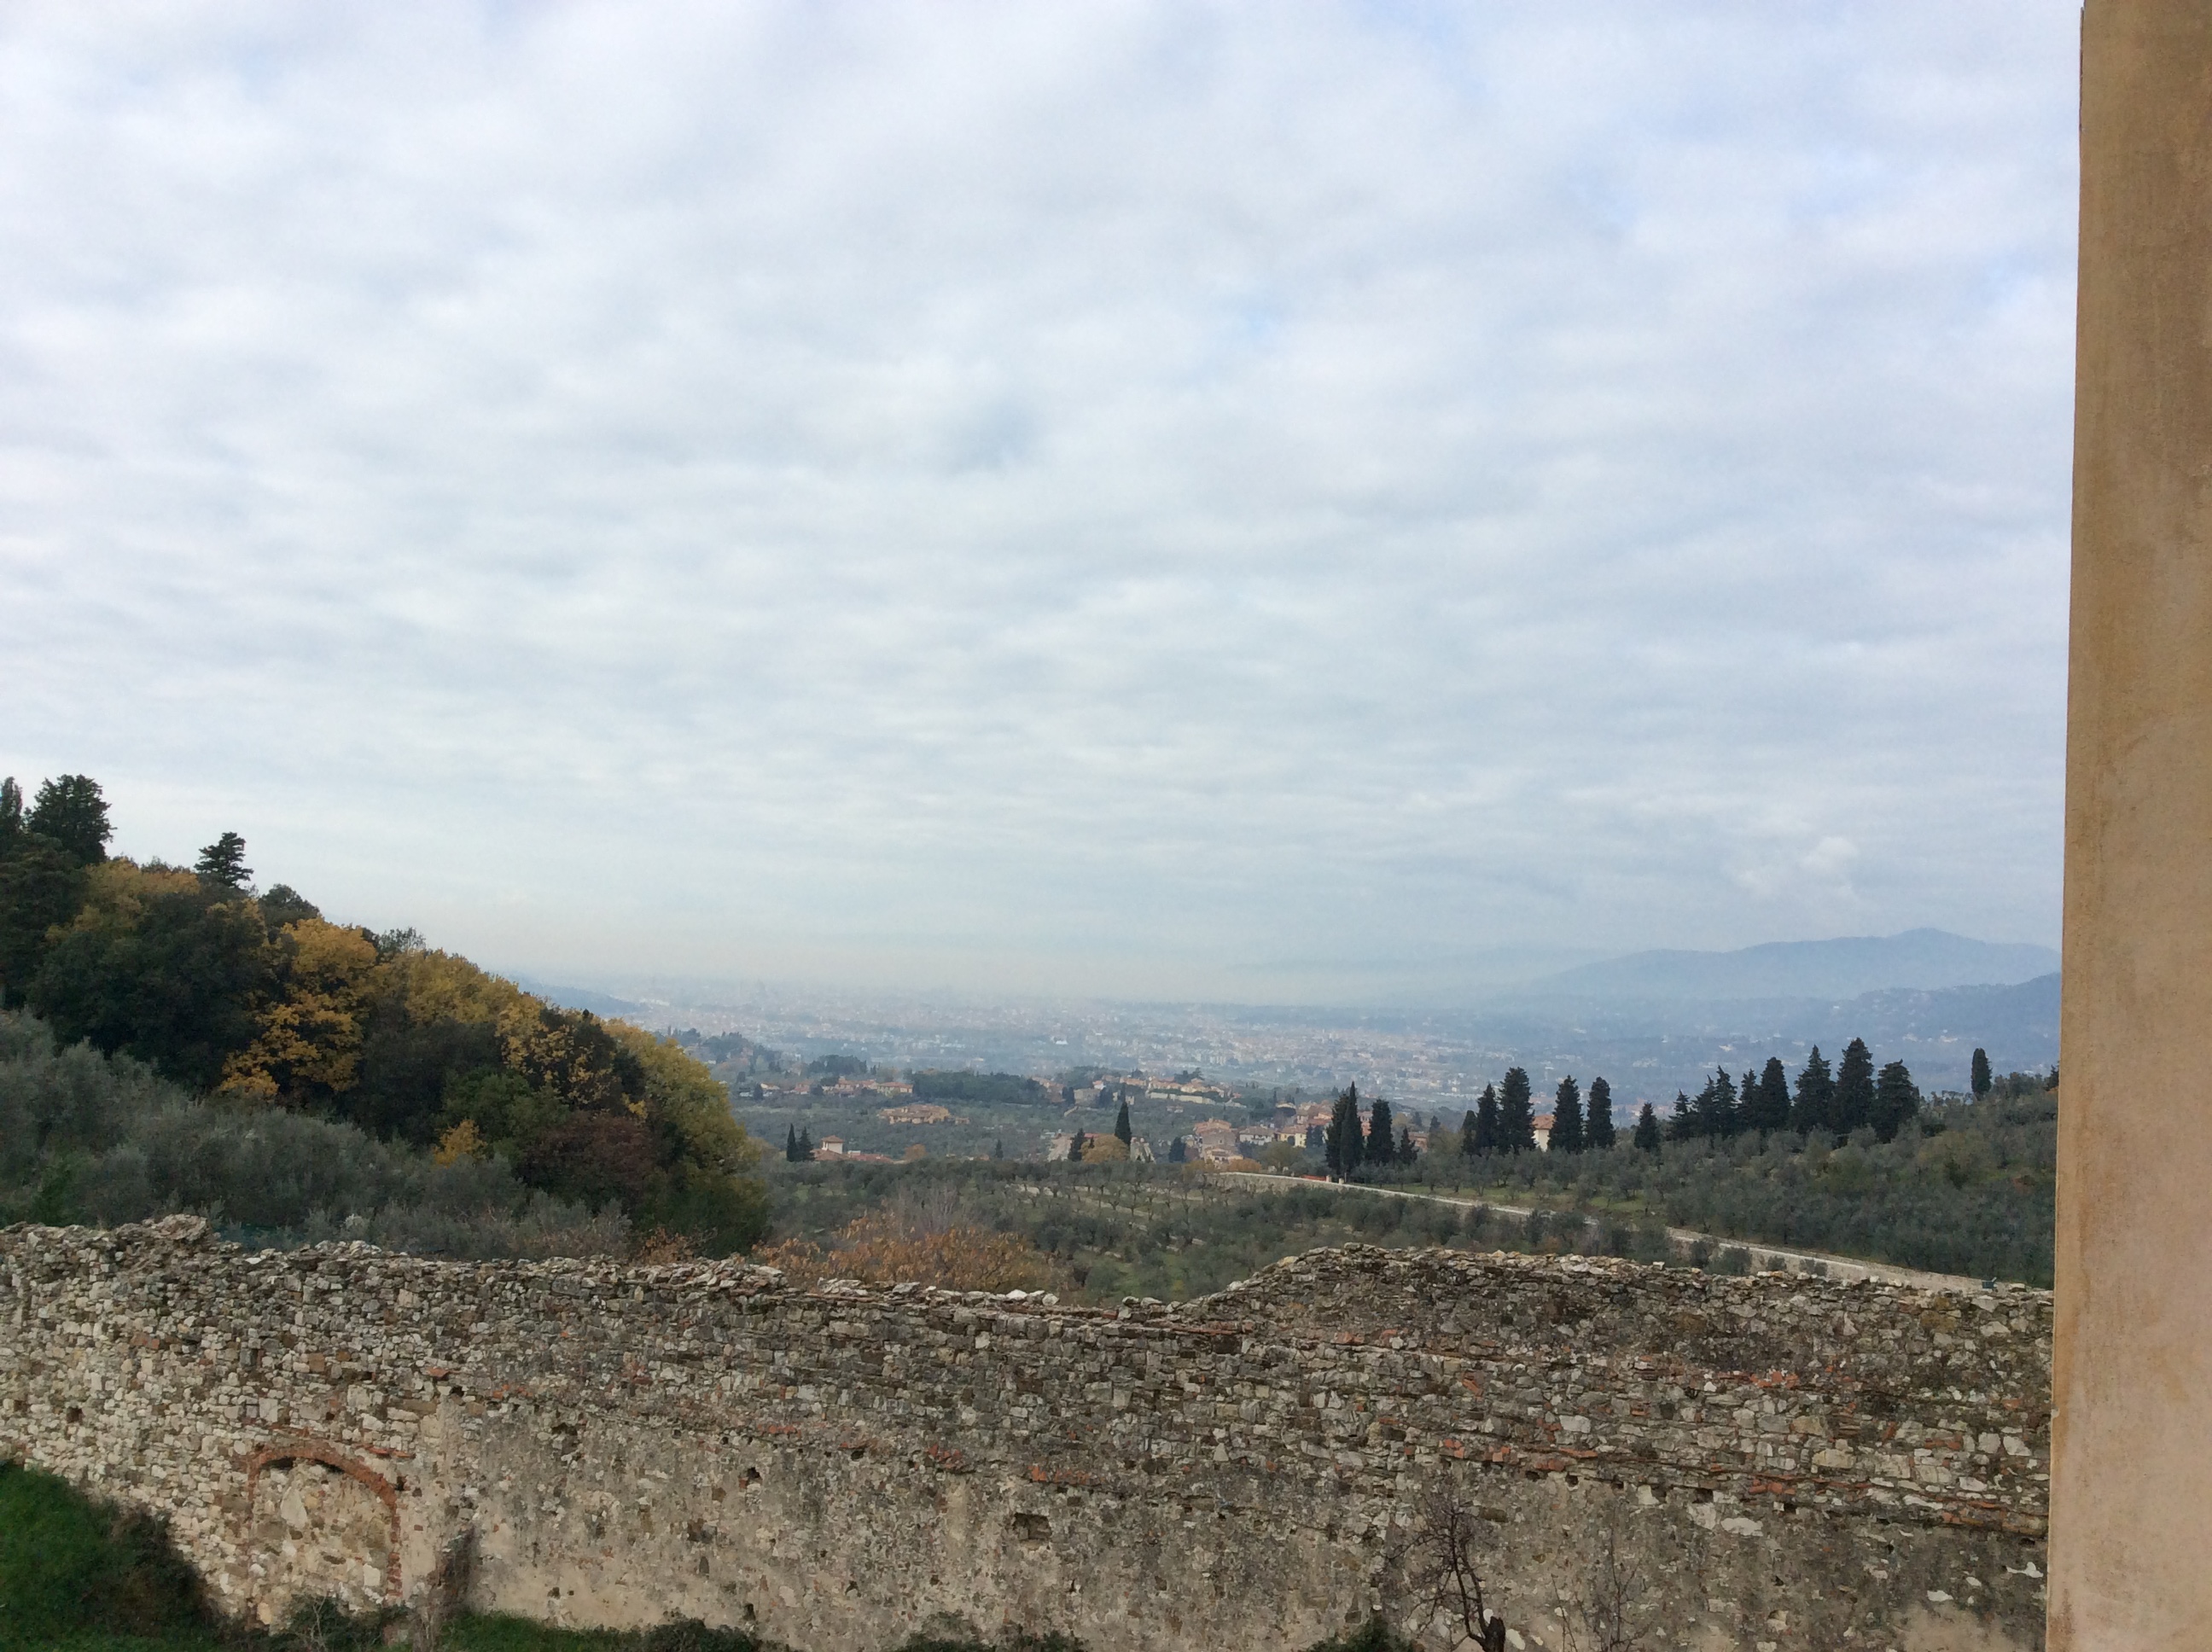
<box><xmin>1396</xmin><ymin>1123</ymin><xmax>1417</xmax><ymax>1166</ymax></box>
<box><xmin>992</xmin><ymin>1138</ymin><xmax>1004</xmax><ymax>1160</ymax></box>
<box><xmin>1472</xmin><ymin>1083</ymin><xmax>1499</xmax><ymax>1156</ymax></box>
<box><xmin>1068</xmin><ymin>1131</ymin><xmax>1087</xmax><ymax>1162</ymax></box>
<box><xmin>26</xmin><ymin>776</ymin><xmax>111</xmax><ymax>865</ymax></box>
<box><xmin>785</xmin><ymin>1125</ymin><xmax>800</xmax><ymax>1162</ymax></box>
<box><xmin>0</xmin><ymin>777</ymin><xmax>20</xmax><ymax>840</ymax></box>
<box><xmin>1551</xmin><ymin>1077</ymin><xmax>1584</xmax><ymax>1155</ymax></box>
<box><xmin>1585</xmin><ymin>1077</ymin><xmax>1616</xmax><ymax>1149</ymax></box>
<box><xmin>0</xmin><ymin>839</ymin><xmax>85</xmax><ymax>1007</ymax></box>
<box><xmin>1305</xmin><ymin>1123</ymin><xmax>1325</xmax><ymax>1154</ymax></box>
<box><xmin>1167</xmin><ymin>1135</ymin><xmax>1187</xmax><ymax>1164</ymax></box>
<box><xmin>1459</xmin><ymin>1108</ymin><xmax>1480</xmax><ymax>1159</ymax></box>
<box><xmin>1497</xmin><ymin>1068</ymin><xmax>1536</xmax><ymax>1154</ymax></box>
<box><xmin>1324</xmin><ymin>1085</ymin><xmax>1364</xmax><ymax>1179</ymax></box>
<box><xmin>1745</xmin><ymin>1056</ymin><xmax>1791</xmax><ymax>1134</ymax></box>
<box><xmin>1871</xmin><ymin>1060</ymin><xmax>1921</xmax><ymax>1143</ymax></box>
<box><xmin>1833</xmin><ymin>1038</ymin><xmax>1876</xmax><ymax>1137</ymax></box>
<box><xmin>1970</xmin><ymin>1047</ymin><xmax>1993</xmax><ymax>1099</ymax></box>
<box><xmin>1114</xmin><ymin>1097</ymin><xmax>1133</xmax><ymax>1146</ymax></box>
<box><xmin>796</xmin><ymin>1126</ymin><xmax>815</xmax><ymax>1161</ymax></box>
<box><xmin>1365</xmin><ymin>1096</ymin><xmax>1395</xmax><ymax>1172</ymax></box>
<box><xmin>1678</xmin><ymin>1068</ymin><xmax>1736</xmax><ymax>1139</ymax></box>
<box><xmin>1793</xmin><ymin>1046</ymin><xmax>1834</xmax><ymax>1136</ymax></box>
<box><xmin>194</xmin><ymin>832</ymin><xmax>252</xmax><ymax>890</ymax></box>
<box><xmin>1633</xmin><ymin>1102</ymin><xmax>1661</xmax><ymax>1154</ymax></box>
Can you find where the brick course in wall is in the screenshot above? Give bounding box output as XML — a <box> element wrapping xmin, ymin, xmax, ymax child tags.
<box><xmin>0</xmin><ymin>1218</ymin><xmax>2052</xmax><ymax>1650</ymax></box>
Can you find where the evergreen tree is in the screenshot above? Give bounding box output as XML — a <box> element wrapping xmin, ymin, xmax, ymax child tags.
<box><xmin>1871</xmin><ymin>1060</ymin><xmax>1921</xmax><ymax>1143</ymax></box>
<box><xmin>1458</xmin><ymin>1108</ymin><xmax>1479</xmax><ymax>1159</ymax></box>
<box><xmin>1114</xmin><ymin>1098</ymin><xmax>1133</xmax><ymax>1146</ymax></box>
<box><xmin>1633</xmin><ymin>1102</ymin><xmax>1662</xmax><ymax>1153</ymax></box>
<box><xmin>1834</xmin><ymin>1038</ymin><xmax>1877</xmax><ymax>1136</ymax></box>
<box><xmin>1497</xmin><ymin>1067</ymin><xmax>1537</xmax><ymax>1153</ymax></box>
<box><xmin>1473</xmin><ymin>1084</ymin><xmax>1499</xmax><ymax>1156</ymax></box>
<box><xmin>785</xmin><ymin>1125</ymin><xmax>800</xmax><ymax>1163</ymax></box>
<box><xmin>1550</xmin><ymin>1076</ymin><xmax>1584</xmax><ymax>1155</ymax></box>
<box><xmin>1365</xmin><ymin>1096</ymin><xmax>1395</xmax><ymax>1171</ymax></box>
<box><xmin>1743</xmin><ymin>1056</ymin><xmax>1790</xmax><ymax>1134</ymax></box>
<box><xmin>796</xmin><ymin>1127</ymin><xmax>814</xmax><ymax>1161</ymax></box>
<box><xmin>25</xmin><ymin>776</ymin><xmax>111</xmax><ymax>866</ymax></box>
<box><xmin>1793</xmin><ymin>1046</ymin><xmax>1834</xmax><ymax>1136</ymax></box>
<box><xmin>1668</xmin><ymin>1090</ymin><xmax>1697</xmax><ymax>1142</ymax></box>
<box><xmin>1167</xmin><ymin>1135</ymin><xmax>1187</xmax><ymax>1164</ymax></box>
<box><xmin>1585</xmin><ymin>1077</ymin><xmax>1616</xmax><ymax>1149</ymax></box>
<box><xmin>194</xmin><ymin>831</ymin><xmax>252</xmax><ymax>890</ymax></box>
<box><xmin>992</xmin><ymin>1138</ymin><xmax>1004</xmax><ymax>1160</ymax></box>
<box><xmin>1068</xmin><ymin>1130</ymin><xmax>1087</xmax><ymax>1161</ymax></box>
<box><xmin>0</xmin><ymin>778</ymin><xmax>20</xmax><ymax>841</ymax></box>
<box><xmin>1324</xmin><ymin>1085</ymin><xmax>1364</xmax><ymax>1178</ymax></box>
<box><xmin>1305</xmin><ymin>1123</ymin><xmax>1325</xmax><ymax>1154</ymax></box>
<box><xmin>1396</xmin><ymin>1123</ymin><xmax>1416</xmax><ymax>1165</ymax></box>
<box><xmin>1690</xmin><ymin>1067</ymin><xmax>1738</xmax><ymax>1138</ymax></box>
<box><xmin>1970</xmin><ymin>1048</ymin><xmax>1993</xmax><ymax>1099</ymax></box>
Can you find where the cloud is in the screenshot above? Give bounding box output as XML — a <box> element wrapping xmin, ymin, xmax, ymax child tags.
<box><xmin>0</xmin><ymin>1</ymin><xmax>2077</xmax><ymax>1001</ymax></box>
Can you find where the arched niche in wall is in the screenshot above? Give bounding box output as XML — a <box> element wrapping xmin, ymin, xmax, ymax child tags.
<box><xmin>242</xmin><ymin>1441</ymin><xmax>402</xmax><ymax>1620</ymax></box>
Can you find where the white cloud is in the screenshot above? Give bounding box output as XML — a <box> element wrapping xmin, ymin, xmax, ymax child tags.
<box><xmin>0</xmin><ymin>0</ymin><xmax>2076</xmax><ymax>1001</ymax></box>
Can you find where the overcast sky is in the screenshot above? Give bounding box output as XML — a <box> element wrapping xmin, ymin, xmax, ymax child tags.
<box><xmin>3</xmin><ymin>2</ymin><xmax>2079</xmax><ymax>1003</ymax></box>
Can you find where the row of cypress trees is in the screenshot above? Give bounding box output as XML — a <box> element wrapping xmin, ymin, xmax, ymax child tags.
<box><xmin>1666</xmin><ymin>1038</ymin><xmax>1921</xmax><ymax>1144</ymax></box>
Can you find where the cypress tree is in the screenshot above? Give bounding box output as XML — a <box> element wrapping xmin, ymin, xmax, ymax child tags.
<box><xmin>1167</xmin><ymin>1136</ymin><xmax>1187</xmax><ymax>1164</ymax></box>
<box><xmin>1668</xmin><ymin>1090</ymin><xmax>1696</xmax><ymax>1141</ymax></box>
<box><xmin>1497</xmin><ymin>1067</ymin><xmax>1537</xmax><ymax>1153</ymax></box>
<box><xmin>1473</xmin><ymin>1084</ymin><xmax>1500</xmax><ymax>1156</ymax></box>
<box><xmin>1633</xmin><ymin>1102</ymin><xmax>1662</xmax><ymax>1153</ymax></box>
<box><xmin>1069</xmin><ymin>1131</ymin><xmax>1087</xmax><ymax>1161</ymax></box>
<box><xmin>1324</xmin><ymin>1085</ymin><xmax>1364</xmax><ymax>1179</ymax></box>
<box><xmin>992</xmin><ymin>1138</ymin><xmax>1004</xmax><ymax>1160</ymax></box>
<box><xmin>1114</xmin><ymin>1098</ymin><xmax>1133</xmax><ymax>1146</ymax></box>
<box><xmin>1458</xmin><ymin>1108</ymin><xmax>1479</xmax><ymax>1159</ymax></box>
<box><xmin>1365</xmin><ymin>1097</ymin><xmax>1396</xmax><ymax>1172</ymax></box>
<box><xmin>796</xmin><ymin>1127</ymin><xmax>814</xmax><ymax>1161</ymax></box>
<box><xmin>1793</xmin><ymin>1046</ymin><xmax>1834</xmax><ymax>1136</ymax></box>
<box><xmin>1585</xmin><ymin>1077</ymin><xmax>1616</xmax><ymax>1149</ymax></box>
<box><xmin>1551</xmin><ymin>1077</ymin><xmax>1584</xmax><ymax>1155</ymax></box>
<box><xmin>1744</xmin><ymin>1056</ymin><xmax>1790</xmax><ymax>1133</ymax></box>
<box><xmin>1396</xmin><ymin>1123</ymin><xmax>1416</xmax><ymax>1165</ymax></box>
<box><xmin>785</xmin><ymin>1125</ymin><xmax>800</xmax><ymax>1163</ymax></box>
<box><xmin>1691</xmin><ymin>1068</ymin><xmax>1737</xmax><ymax>1138</ymax></box>
<box><xmin>1970</xmin><ymin>1048</ymin><xmax>1993</xmax><ymax>1099</ymax></box>
<box><xmin>1872</xmin><ymin>1060</ymin><xmax>1921</xmax><ymax>1142</ymax></box>
<box><xmin>1834</xmin><ymin>1038</ymin><xmax>1876</xmax><ymax>1137</ymax></box>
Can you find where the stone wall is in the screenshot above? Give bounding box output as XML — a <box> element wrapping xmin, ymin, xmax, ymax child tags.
<box><xmin>1</xmin><ymin>1218</ymin><xmax>2052</xmax><ymax>1650</ymax></box>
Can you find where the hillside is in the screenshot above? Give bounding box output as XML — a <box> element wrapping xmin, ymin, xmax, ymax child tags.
<box><xmin>0</xmin><ymin>773</ymin><xmax>768</xmax><ymax>1256</ymax></box>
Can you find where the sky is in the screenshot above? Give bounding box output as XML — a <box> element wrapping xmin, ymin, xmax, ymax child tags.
<box><xmin>2</xmin><ymin>2</ymin><xmax>2081</xmax><ymax>1005</ymax></box>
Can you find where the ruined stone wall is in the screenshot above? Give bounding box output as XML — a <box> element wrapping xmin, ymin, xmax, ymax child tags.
<box><xmin>1</xmin><ymin>1218</ymin><xmax>2052</xmax><ymax>1651</ymax></box>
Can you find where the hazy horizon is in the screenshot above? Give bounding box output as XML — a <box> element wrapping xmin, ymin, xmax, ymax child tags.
<box><xmin>6</xmin><ymin>3</ymin><xmax>2078</xmax><ymax>1003</ymax></box>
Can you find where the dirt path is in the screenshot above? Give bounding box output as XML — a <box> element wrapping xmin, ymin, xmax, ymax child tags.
<box><xmin>1202</xmin><ymin>1170</ymin><xmax>1987</xmax><ymax>1293</ymax></box>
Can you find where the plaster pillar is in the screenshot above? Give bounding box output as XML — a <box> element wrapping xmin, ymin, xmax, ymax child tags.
<box><xmin>2054</xmin><ymin>5</ymin><xmax>2212</xmax><ymax>1648</ymax></box>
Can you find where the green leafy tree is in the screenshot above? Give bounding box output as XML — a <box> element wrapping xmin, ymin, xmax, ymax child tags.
<box><xmin>1871</xmin><ymin>1060</ymin><xmax>1921</xmax><ymax>1143</ymax></box>
<box><xmin>193</xmin><ymin>832</ymin><xmax>251</xmax><ymax>890</ymax></box>
<box><xmin>1365</xmin><ymin>1096</ymin><xmax>1395</xmax><ymax>1172</ymax></box>
<box><xmin>1834</xmin><ymin>1038</ymin><xmax>1877</xmax><ymax>1136</ymax></box>
<box><xmin>1970</xmin><ymin>1047</ymin><xmax>1993</xmax><ymax>1099</ymax></box>
<box><xmin>26</xmin><ymin>777</ymin><xmax>111</xmax><ymax>866</ymax></box>
<box><xmin>1497</xmin><ymin>1067</ymin><xmax>1536</xmax><ymax>1154</ymax></box>
<box><xmin>1472</xmin><ymin>1083</ymin><xmax>1499</xmax><ymax>1156</ymax></box>
<box><xmin>1585</xmin><ymin>1077</ymin><xmax>1616</xmax><ymax>1149</ymax></box>
<box><xmin>0</xmin><ymin>842</ymin><xmax>85</xmax><ymax>1009</ymax></box>
<box><xmin>1550</xmin><ymin>1076</ymin><xmax>1584</xmax><ymax>1155</ymax></box>
<box><xmin>1114</xmin><ymin>1097</ymin><xmax>1133</xmax><ymax>1146</ymax></box>
<box><xmin>1633</xmin><ymin>1102</ymin><xmax>1662</xmax><ymax>1153</ymax></box>
<box><xmin>1793</xmin><ymin>1046</ymin><xmax>1834</xmax><ymax>1136</ymax></box>
<box><xmin>1324</xmin><ymin>1085</ymin><xmax>1364</xmax><ymax>1178</ymax></box>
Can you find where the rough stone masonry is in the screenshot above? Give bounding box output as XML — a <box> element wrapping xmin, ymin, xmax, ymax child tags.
<box><xmin>1</xmin><ymin>1218</ymin><xmax>2051</xmax><ymax>1650</ymax></box>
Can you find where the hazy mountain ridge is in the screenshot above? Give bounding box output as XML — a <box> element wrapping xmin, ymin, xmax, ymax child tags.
<box><xmin>1525</xmin><ymin>928</ymin><xmax>2058</xmax><ymax>1003</ymax></box>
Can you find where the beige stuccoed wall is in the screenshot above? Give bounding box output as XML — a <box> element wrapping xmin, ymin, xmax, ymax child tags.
<box><xmin>2055</xmin><ymin>5</ymin><xmax>2212</xmax><ymax>1649</ymax></box>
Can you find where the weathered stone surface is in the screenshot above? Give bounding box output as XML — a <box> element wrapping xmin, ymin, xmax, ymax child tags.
<box><xmin>0</xmin><ymin>1218</ymin><xmax>2050</xmax><ymax>1649</ymax></box>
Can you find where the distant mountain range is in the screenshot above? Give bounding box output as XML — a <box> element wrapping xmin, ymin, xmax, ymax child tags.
<box><xmin>1522</xmin><ymin>928</ymin><xmax>2059</xmax><ymax>1004</ymax></box>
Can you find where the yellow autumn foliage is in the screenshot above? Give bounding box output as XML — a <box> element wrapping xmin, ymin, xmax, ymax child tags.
<box><xmin>218</xmin><ymin>918</ymin><xmax>378</xmax><ymax>1103</ymax></box>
